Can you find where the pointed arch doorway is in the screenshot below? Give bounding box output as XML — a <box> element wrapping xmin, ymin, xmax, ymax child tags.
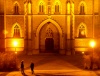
<box><xmin>39</xmin><ymin>22</ymin><xmax>59</xmax><ymax>53</ymax></box>
<box><xmin>35</xmin><ymin>19</ymin><xmax>63</xmax><ymax>54</ymax></box>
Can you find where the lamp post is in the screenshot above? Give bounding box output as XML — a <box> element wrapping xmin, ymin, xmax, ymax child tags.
<box><xmin>13</xmin><ymin>41</ymin><xmax>18</xmax><ymax>54</ymax></box>
<box><xmin>90</xmin><ymin>40</ymin><xmax>96</xmax><ymax>69</ymax></box>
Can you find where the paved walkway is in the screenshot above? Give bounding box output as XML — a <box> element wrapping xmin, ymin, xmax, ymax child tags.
<box><xmin>1</xmin><ymin>69</ymin><xmax>100</xmax><ymax>76</ymax></box>
<box><xmin>0</xmin><ymin>54</ymin><xmax>100</xmax><ymax>76</ymax></box>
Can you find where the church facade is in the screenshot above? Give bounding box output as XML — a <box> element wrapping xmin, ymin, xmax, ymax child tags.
<box><xmin>0</xmin><ymin>0</ymin><xmax>100</xmax><ymax>55</ymax></box>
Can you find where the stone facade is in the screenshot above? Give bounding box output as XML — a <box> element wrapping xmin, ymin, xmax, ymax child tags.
<box><xmin>0</xmin><ymin>0</ymin><xmax>100</xmax><ymax>55</ymax></box>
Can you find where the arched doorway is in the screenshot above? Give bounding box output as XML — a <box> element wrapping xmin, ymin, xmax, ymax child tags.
<box><xmin>35</xmin><ymin>19</ymin><xmax>63</xmax><ymax>54</ymax></box>
<box><xmin>45</xmin><ymin>38</ymin><xmax>54</xmax><ymax>51</ymax></box>
<box><xmin>39</xmin><ymin>22</ymin><xmax>59</xmax><ymax>53</ymax></box>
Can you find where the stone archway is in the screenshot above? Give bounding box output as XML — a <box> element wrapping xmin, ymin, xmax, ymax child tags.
<box><xmin>35</xmin><ymin>19</ymin><xmax>63</xmax><ymax>53</ymax></box>
<box><xmin>39</xmin><ymin>22</ymin><xmax>59</xmax><ymax>53</ymax></box>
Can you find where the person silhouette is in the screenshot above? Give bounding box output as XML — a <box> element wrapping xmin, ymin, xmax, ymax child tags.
<box><xmin>30</xmin><ymin>62</ymin><xmax>34</xmax><ymax>74</ymax></box>
<box><xmin>20</xmin><ymin>60</ymin><xmax>24</xmax><ymax>75</ymax></box>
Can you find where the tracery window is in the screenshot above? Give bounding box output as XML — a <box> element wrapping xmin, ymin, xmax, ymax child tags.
<box><xmin>13</xmin><ymin>25</ymin><xmax>20</xmax><ymax>38</ymax></box>
<box><xmin>78</xmin><ymin>25</ymin><xmax>86</xmax><ymax>38</ymax></box>
<box><xmin>14</xmin><ymin>3</ymin><xmax>19</xmax><ymax>15</ymax></box>
<box><xmin>54</xmin><ymin>2</ymin><xmax>60</xmax><ymax>14</ymax></box>
<box><xmin>46</xmin><ymin>28</ymin><xmax>53</xmax><ymax>38</ymax></box>
<box><xmin>39</xmin><ymin>2</ymin><xmax>44</xmax><ymax>14</ymax></box>
<box><xmin>80</xmin><ymin>3</ymin><xmax>85</xmax><ymax>15</ymax></box>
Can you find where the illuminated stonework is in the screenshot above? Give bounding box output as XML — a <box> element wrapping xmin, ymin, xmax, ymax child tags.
<box><xmin>0</xmin><ymin>0</ymin><xmax>100</xmax><ymax>55</ymax></box>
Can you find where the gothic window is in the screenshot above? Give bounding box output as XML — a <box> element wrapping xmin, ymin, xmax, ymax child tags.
<box><xmin>54</xmin><ymin>2</ymin><xmax>60</xmax><ymax>14</ymax></box>
<box><xmin>39</xmin><ymin>2</ymin><xmax>44</xmax><ymax>14</ymax></box>
<box><xmin>13</xmin><ymin>25</ymin><xmax>20</xmax><ymax>38</ymax></box>
<box><xmin>78</xmin><ymin>25</ymin><xmax>86</xmax><ymax>38</ymax></box>
<box><xmin>48</xmin><ymin>6</ymin><xmax>51</xmax><ymax>14</ymax></box>
<box><xmin>80</xmin><ymin>3</ymin><xmax>85</xmax><ymax>15</ymax></box>
<box><xmin>46</xmin><ymin>28</ymin><xmax>53</xmax><ymax>38</ymax></box>
<box><xmin>14</xmin><ymin>3</ymin><xmax>19</xmax><ymax>15</ymax></box>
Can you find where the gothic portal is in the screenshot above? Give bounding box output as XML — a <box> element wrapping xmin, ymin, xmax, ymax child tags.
<box><xmin>39</xmin><ymin>22</ymin><xmax>60</xmax><ymax>53</ymax></box>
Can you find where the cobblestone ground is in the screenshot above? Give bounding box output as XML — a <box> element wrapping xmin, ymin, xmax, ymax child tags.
<box><xmin>1</xmin><ymin>54</ymin><xmax>100</xmax><ymax>76</ymax></box>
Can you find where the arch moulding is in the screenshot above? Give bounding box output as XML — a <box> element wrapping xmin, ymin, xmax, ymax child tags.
<box><xmin>35</xmin><ymin>19</ymin><xmax>63</xmax><ymax>51</ymax></box>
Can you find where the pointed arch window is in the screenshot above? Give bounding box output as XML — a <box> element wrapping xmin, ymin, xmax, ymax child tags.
<box><xmin>13</xmin><ymin>25</ymin><xmax>20</xmax><ymax>38</ymax></box>
<box><xmin>46</xmin><ymin>28</ymin><xmax>53</xmax><ymax>38</ymax></box>
<box><xmin>14</xmin><ymin>3</ymin><xmax>19</xmax><ymax>15</ymax></box>
<box><xmin>39</xmin><ymin>2</ymin><xmax>44</xmax><ymax>14</ymax></box>
<box><xmin>78</xmin><ymin>25</ymin><xmax>86</xmax><ymax>38</ymax></box>
<box><xmin>54</xmin><ymin>2</ymin><xmax>60</xmax><ymax>14</ymax></box>
<box><xmin>80</xmin><ymin>3</ymin><xmax>85</xmax><ymax>15</ymax></box>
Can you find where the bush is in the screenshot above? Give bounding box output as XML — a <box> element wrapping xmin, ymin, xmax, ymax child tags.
<box><xmin>0</xmin><ymin>52</ymin><xmax>19</xmax><ymax>71</ymax></box>
<box><xmin>83</xmin><ymin>51</ymin><xmax>100</xmax><ymax>69</ymax></box>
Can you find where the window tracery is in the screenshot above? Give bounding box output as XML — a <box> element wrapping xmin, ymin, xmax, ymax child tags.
<box><xmin>78</xmin><ymin>25</ymin><xmax>86</xmax><ymax>38</ymax></box>
<box><xmin>13</xmin><ymin>25</ymin><xmax>20</xmax><ymax>38</ymax></box>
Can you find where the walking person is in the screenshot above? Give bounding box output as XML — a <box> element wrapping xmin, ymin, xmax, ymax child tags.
<box><xmin>30</xmin><ymin>61</ymin><xmax>34</xmax><ymax>74</ymax></box>
<box><xmin>20</xmin><ymin>60</ymin><xmax>24</xmax><ymax>75</ymax></box>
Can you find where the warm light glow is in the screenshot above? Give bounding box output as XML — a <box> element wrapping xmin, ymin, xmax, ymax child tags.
<box><xmin>81</xmin><ymin>31</ymin><xmax>85</xmax><ymax>35</ymax></box>
<box><xmin>15</xmin><ymin>51</ymin><xmax>17</xmax><ymax>54</ymax></box>
<box><xmin>3</xmin><ymin>30</ymin><xmax>8</xmax><ymax>34</ymax></box>
<box><xmin>90</xmin><ymin>40</ymin><xmax>96</xmax><ymax>48</ymax></box>
<box><xmin>55</xmin><ymin>0</ymin><xmax>60</xmax><ymax>5</ymax></box>
<box><xmin>24</xmin><ymin>2</ymin><xmax>27</xmax><ymax>14</ymax></box>
<box><xmin>39</xmin><ymin>1</ymin><xmax>44</xmax><ymax>7</ymax></box>
<box><xmin>71</xmin><ymin>2</ymin><xmax>74</xmax><ymax>14</ymax></box>
<box><xmin>67</xmin><ymin>16</ymin><xmax>70</xmax><ymax>39</ymax></box>
<box><xmin>82</xmin><ymin>51</ymin><xmax>84</xmax><ymax>54</ymax></box>
<box><xmin>67</xmin><ymin>2</ymin><xmax>71</xmax><ymax>14</ymax></box>
<box><xmin>13</xmin><ymin>41</ymin><xmax>18</xmax><ymax>47</ymax></box>
<box><xmin>28</xmin><ymin>3</ymin><xmax>31</xmax><ymax>14</ymax></box>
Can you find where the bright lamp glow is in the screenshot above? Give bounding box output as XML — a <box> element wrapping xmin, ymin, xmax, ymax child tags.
<box><xmin>13</xmin><ymin>41</ymin><xmax>18</xmax><ymax>47</ymax></box>
<box><xmin>90</xmin><ymin>40</ymin><xmax>96</xmax><ymax>48</ymax></box>
<box><xmin>15</xmin><ymin>51</ymin><xmax>17</xmax><ymax>54</ymax></box>
<box><xmin>82</xmin><ymin>51</ymin><xmax>84</xmax><ymax>54</ymax></box>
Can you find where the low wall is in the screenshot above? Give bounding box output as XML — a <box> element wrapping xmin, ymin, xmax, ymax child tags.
<box><xmin>5</xmin><ymin>38</ymin><xmax>24</xmax><ymax>52</ymax></box>
<box><xmin>75</xmin><ymin>38</ymin><xmax>100</xmax><ymax>53</ymax></box>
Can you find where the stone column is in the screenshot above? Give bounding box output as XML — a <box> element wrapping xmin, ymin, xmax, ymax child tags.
<box><xmin>66</xmin><ymin>1</ymin><xmax>71</xmax><ymax>55</ymax></box>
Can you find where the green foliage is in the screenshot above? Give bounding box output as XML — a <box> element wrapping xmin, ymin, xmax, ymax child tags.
<box><xmin>0</xmin><ymin>52</ymin><xmax>19</xmax><ymax>71</ymax></box>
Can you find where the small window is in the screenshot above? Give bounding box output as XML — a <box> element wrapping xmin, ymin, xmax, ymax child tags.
<box><xmin>38</xmin><ymin>2</ymin><xmax>44</xmax><ymax>14</ymax></box>
<box><xmin>78</xmin><ymin>25</ymin><xmax>86</xmax><ymax>38</ymax></box>
<box><xmin>54</xmin><ymin>2</ymin><xmax>60</xmax><ymax>14</ymax></box>
<box><xmin>14</xmin><ymin>3</ymin><xmax>19</xmax><ymax>15</ymax></box>
<box><xmin>13</xmin><ymin>25</ymin><xmax>20</xmax><ymax>38</ymax></box>
<box><xmin>80</xmin><ymin>3</ymin><xmax>85</xmax><ymax>15</ymax></box>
